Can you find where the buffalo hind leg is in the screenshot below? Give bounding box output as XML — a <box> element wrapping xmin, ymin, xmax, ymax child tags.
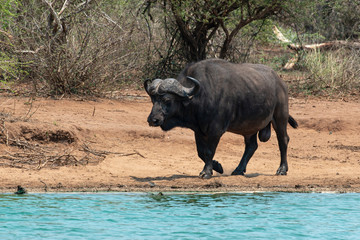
<box><xmin>231</xmin><ymin>134</ymin><xmax>258</xmax><ymax>175</ymax></box>
<box><xmin>195</xmin><ymin>132</ymin><xmax>222</xmax><ymax>179</ymax></box>
<box><xmin>273</xmin><ymin>115</ymin><xmax>290</xmax><ymax>175</ymax></box>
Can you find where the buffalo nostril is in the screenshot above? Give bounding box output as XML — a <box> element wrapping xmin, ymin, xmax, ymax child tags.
<box><xmin>148</xmin><ymin>117</ymin><xmax>160</xmax><ymax>126</ymax></box>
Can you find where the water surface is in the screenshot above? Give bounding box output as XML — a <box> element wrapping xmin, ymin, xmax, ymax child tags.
<box><xmin>1</xmin><ymin>192</ymin><xmax>359</xmax><ymax>239</ymax></box>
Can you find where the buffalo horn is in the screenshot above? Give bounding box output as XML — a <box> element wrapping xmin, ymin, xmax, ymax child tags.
<box><xmin>159</xmin><ymin>77</ymin><xmax>200</xmax><ymax>98</ymax></box>
<box><xmin>146</xmin><ymin>77</ymin><xmax>200</xmax><ymax>98</ymax></box>
<box><xmin>144</xmin><ymin>79</ymin><xmax>152</xmax><ymax>94</ymax></box>
<box><xmin>184</xmin><ymin>76</ymin><xmax>200</xmax><ymax>97</ymax></box>
<box><xmin>145</xmin><ymin>79</ymin><xmax>163</xmax><ymax>95</ymax></box>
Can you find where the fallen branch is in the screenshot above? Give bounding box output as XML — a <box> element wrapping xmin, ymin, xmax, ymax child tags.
<box><xmin>273</xmin><ymin>26</ymin><xmax>360</xmax><ymax>70</ymax></box>
<box><xmin>273</xmin><ymin>26</ymin><xmax>360</xmax><ymax>51</ymax></box>
<box><xmin>134</xmin><ymin>150</ymin><xmax>145</xmax><ymax>158</ymax></box>
<box><xmin>1</xmin><ymin>117</ymin><xmax>143</xmax><ymax>169</ymax></box>
<box><xmin>81</xmin><ymin>143</ymin><xmax>145</xmax><ymax>158</ymax></box>
<box><xmin>283</xmin><ymin>53</ymin><xmax>299</xmax><ymax>70</ymax></box>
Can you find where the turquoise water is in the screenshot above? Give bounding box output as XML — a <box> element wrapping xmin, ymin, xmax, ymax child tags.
<box><xmin>1</xmin><ymin>192</ymin><xmax>359</xmax><ymax>239</ymax></box>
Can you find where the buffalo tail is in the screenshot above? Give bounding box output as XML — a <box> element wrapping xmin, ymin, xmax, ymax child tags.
<box><xmin>288</xmin><ymin>115</ymin><xmax>298</xmax><ymax>129</ymax></box>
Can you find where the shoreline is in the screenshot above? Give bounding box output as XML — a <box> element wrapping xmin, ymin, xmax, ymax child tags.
<box><xmin>2</xmin><ymin>185</ymin><xmax>360</xmax><ymax>194</ymax></box>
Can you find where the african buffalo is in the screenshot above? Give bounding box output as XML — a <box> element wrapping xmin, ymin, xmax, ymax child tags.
<box><xmin>144</xmin><ymin>58</ymin><xmax>298</xmax><ymax>179</ymax></box>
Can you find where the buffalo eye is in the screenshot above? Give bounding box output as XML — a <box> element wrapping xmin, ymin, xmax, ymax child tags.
<box><xmin>161</xmin><ymin>96</ymin><xmax>172</xmax><ymax>104</ymax></box>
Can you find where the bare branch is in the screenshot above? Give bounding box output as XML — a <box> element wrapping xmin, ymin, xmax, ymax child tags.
<box><xmin>100</xmin><ymin>10</ymin><xmax>124</xmax><ymax>31</ymax></box>
<box><xmin>42</xmin><ymin>0</ymin><xmax>63</xmax><ymax>33</ymax></box>
<box><xmin>273</xmin><ymin>25</ymin><xmax>291</xmax><ymax>43</ymax></box>
<box><xmin>170</xmin><ymin>3</ymin><xmax>197</xmax><ymax>51</ymax></box>
<box><xmin>76</xmin><ymin>0</ymin><xmax>93</xmax><ymax>13</ymax></box>
<box><xmin>14</xmin><ymin>46</ymin><xmax>44</xmax><ymax>54</ymax></box>
<box><xmin>58</xmin><ymin>0</ymin><xmax>70</xmax><ymax>16</ymax></box>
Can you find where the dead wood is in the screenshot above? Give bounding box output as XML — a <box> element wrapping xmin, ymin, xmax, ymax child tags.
<box><xmin>273</xmin><ymin>26</ymin><xmax>360</xmax><ymax>70</ymax></box>
<box><xmin>0</xmin><ymin>117</ymin><xmax>142</xmax><ymax>170</ymax></box>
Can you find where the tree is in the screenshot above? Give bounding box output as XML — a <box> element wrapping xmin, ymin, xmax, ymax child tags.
<box><xmin>144</xmin><ymin>0</ymin><xmax>283</xmax><ymax>62</ymax></box>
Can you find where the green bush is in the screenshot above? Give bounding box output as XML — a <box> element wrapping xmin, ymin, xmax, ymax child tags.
<box><xmin>0</xmin><ymin>0</ymin><xmax>17</xmax><ymax>30</ymax></box>
<box><xmin>0</xmin><ymin>52</ymin><xmax>23</xmax><ymax>81</ymax></box>
<box><xmin>0</xmin><ymin>48</ymin><xmax>28</xmax><ymax>93</ymax></box>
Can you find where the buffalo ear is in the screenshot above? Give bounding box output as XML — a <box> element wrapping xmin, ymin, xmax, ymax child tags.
<box><xmin>144</xmin><ymin>79</ymin><xmax>152</xmax><ymax>95</ymax></box>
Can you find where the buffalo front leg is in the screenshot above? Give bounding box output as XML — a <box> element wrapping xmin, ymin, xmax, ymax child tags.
<box><xmin>231</xmin><ymin>134</ymin><xmax>258</xmax><ymax>175</ymax></box>
<box><xmin>195</xmin><ymin>132</ymin><xmax>222</xmax><ymax>179</ymax></box>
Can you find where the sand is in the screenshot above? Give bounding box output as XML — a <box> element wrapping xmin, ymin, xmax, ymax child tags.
<box><xmin>1</xmin><ymin>91</ymin><xmax>359</xmax><ymax>193</ymax></box>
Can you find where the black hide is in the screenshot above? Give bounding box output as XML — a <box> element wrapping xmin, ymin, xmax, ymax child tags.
<box><xmin>145</xmin><ymin>59</ymin><xmax>298</xmax><ymax>179</ymax></box>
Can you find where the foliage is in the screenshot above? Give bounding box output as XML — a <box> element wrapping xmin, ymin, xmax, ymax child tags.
<box><xmin>0</xmin><ymin>0</ymin><xmax>23</xmax><ymax>91</ymax></box>
<box><xmin>0</xmin><ymin>0</ymin><xmax>359</xmax><ymax>97</ymax></box>
<box><xmin>0</xmin><ymin>52</ymin><xmax>26</xmax><ymax>82</ymax></box>
<box><xmin>280</xmin><ymin>0</ymin><xmax>360</xmax><ymax>42</ymax></box>
<box><xmin>0</xmin><ymin>0</ymin><xmax>17</xmax><ymax>30</ymax></box>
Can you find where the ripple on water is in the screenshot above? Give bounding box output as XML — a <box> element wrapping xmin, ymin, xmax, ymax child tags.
<box><xmin>0</xmin><ymin>192</ymin><xmax>359</xmax><ymax>239</ymax></box>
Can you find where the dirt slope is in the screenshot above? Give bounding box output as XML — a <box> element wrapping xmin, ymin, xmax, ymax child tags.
<box><xmin>1</xmin><ymin>92</ymin><xmax>359</xmax><ymax>193</ymax></box>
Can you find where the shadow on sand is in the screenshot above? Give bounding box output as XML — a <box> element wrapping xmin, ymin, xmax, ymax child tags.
<box><xmin>131</xmin><ymin>172</ymin><xmax>274</xmax><ymax>183</ymax></box>
<box><xmin>130</xmin><ymin>174</ymin><xmax>198</xmax><ymax>183</ymax></box>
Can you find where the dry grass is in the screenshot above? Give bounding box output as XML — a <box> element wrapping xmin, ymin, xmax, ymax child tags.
<box><xmin>302</xmin><ymin>48</ymin><xmax>360</xmax><ymax>95</ymax></box>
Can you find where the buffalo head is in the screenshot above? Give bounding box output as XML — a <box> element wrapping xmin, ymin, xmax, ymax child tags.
<box><xmin>144</xmin><ymin>77</ymin><xmax>200</xmax><ymax>131</ymax></box>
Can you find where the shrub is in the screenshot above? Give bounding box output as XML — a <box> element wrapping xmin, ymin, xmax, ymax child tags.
<box><xmin>5</xmin><ymin>0</ymin><xmax>150</xmax><ymax>96</ymax></box>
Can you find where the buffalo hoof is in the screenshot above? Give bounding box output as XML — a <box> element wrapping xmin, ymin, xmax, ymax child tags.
<box><xmin>276</xmin><ymin>166</ymin><xmax>287</xmax><ymax>175</ymax></box>
<box><xmin>231</xmin><ymin>169</ymin><xmax>245</xmax><ymax>176</ymax></box>
<box><xmin>212</xmin><ymin>160</ymin><xmax>223</xmax><ymax>174</ymax></box>
<box><xmin>199</xmin><ymin>171</ymin><xmax>212</xmax><ymax>179</ymax></box>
